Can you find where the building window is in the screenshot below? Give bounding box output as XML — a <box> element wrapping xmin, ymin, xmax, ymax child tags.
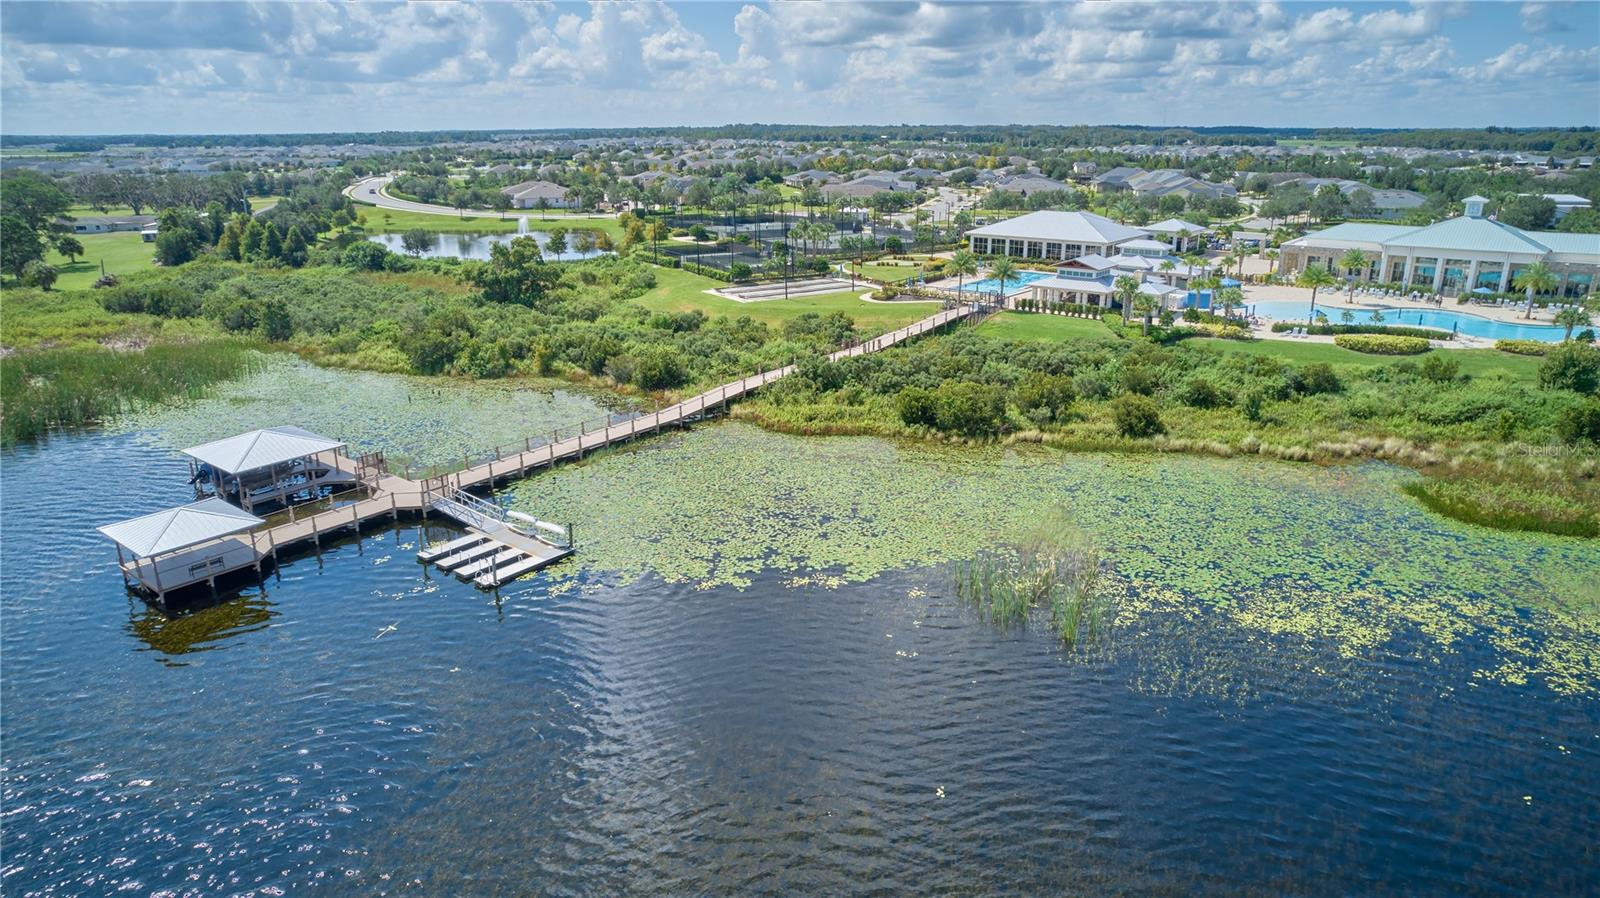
<box><xmin>971</xmin><ymin>237</ymin><xmax>989</xmax><ymax>254</ymax></box>
<box><xmin>1046</xmin><ymin>242</ymin><xmax>1061</xmax><ymax>258</ymax></box>
<box><xmin>1390</xmin><ymin>260</ymin><xmax>1406</xmax><ymax>282</ymax></box>
<box><xmin>1564</xmin><ymin>272</ymin><xmax>1592</xmax><ymax>298</ymax></box>
<box><xmin>1026</xmin><ymin>241</ymin><xmax>1044</xmax><ymax>258</ymax></box>
<box><xmin>1063</xmin><ymin>244</ymin><xmax>1083</xmax><ymax>260</ymax></box>
<box><xmin>1411</xmin><ymin>258</ymin><xmax>1437</xmax><ymax>287</ymax></box>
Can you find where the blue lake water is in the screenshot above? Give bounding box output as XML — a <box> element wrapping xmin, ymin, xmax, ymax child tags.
<box><xmin>1247</xmin><ymin>300</ymin><xmax>1569</xmax><ymax>342</ymax></box>
<box><xmin>2</xmin><ymin>365</ymin><xmax>1597</xmax><ymax>896</ymax></box>
<box><xmin>960</xmin><ymin>270</ymin><xmax>1051</xmax><ymax>295</ymax></box>
<box><xmin>368</xmin><ymin>230</ymin><xmax>607</xmax><ymax>262</ymax></box>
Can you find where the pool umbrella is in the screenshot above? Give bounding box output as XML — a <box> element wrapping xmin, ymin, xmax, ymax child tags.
<box><xmin>1220</xmin><ymin>277</ymin><xmax>1241</xmax><ymax>288</ymax></box>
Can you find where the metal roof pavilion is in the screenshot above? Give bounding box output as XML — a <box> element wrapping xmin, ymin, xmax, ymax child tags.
<box><xmin>182</xmin><ymin>426</ymin><xmax>345</xmax><ymax>475</ymax></box>
<box><xmin>98</xmin><ymin>497</ymin><xmax>263</xmax><ymax>558</ymax></box>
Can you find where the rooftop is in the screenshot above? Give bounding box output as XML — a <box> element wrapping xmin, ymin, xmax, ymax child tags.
<box><xmin>967</xmin><ymin>210</ymin><xmax>1145</xmax><ymax>245</ymax></box>
<box><xmin>98</xmin><ymin>497</ymin><xmax>263</xmax><ymax>558</ymax></box>
<box><xmin>182</xmin><ymin>426</ymin><xmax>345</xmax><ymax>475</ymax></box>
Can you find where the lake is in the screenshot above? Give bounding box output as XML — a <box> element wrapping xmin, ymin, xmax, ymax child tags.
<box><xmin>368</xmin><ymin>229</ymin><xmax>608</xmax><ymax>262</ymax></box>
<box><xmin>2</xmin><ymin>360</ymin><xmax>1597</xmax><ymax>896</ymax></box>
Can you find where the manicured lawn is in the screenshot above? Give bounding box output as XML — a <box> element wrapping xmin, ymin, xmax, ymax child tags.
<box><xmin>62</xmin><ymin>196</ymin><xmax>284</xmax><ymax>218</ymax></box>
<box><xmin>846</xmin><ymin>261</ymin><xmax>929</xmax><ymax>284</ymax></box>
<box><xmin>45</xmin><ymin>231</ymin><xmax>157</xmax><ymax>290</ymax></box>
<box><xmin>353</xmin><ymin>206</ymin><xmax>623</xmax><ymax>240</ymax></box>
<box><xmin>978</xmin><ymin>311</ymin><xmax>1118</xmax><ymax>343</ymax></box>
<box><xmin>634</xmin><ymin>267</ymin><xmax>932</xmax><ymax>333</ymax></box>
<box><xmin>1194</xmin><ymin>337</ymin><xmax>1543</xmax><ymax>381</ymax></box>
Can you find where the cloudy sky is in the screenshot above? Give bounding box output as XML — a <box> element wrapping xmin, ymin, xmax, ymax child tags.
<box><xmin>2</xmin><ymin>0</ymin><xmax>1597</xmax><ymax>135</ymax></box>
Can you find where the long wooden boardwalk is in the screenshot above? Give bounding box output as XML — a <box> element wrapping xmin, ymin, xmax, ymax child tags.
<box><xmin>124</xmin><ymin>301</ymin><xmax>986</xmax><ymax>598</ymax></box>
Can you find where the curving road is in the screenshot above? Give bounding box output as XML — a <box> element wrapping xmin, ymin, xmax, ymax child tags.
<box><xmin>344</xmin><ymin>176</ymin><xmax>617</xmax><ymax>222</ymax></box>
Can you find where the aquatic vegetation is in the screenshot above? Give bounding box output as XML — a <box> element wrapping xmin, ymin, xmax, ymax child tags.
<box><xmin>107</xmin><ymin>354</ymin><xmax>620</xmax><ymax>469</ymax></box>
<box><xmin>512</xmin><ymin>423</ymin><xmax>1600</xmax><ymax>694</ymax></box>
<box><xmin>953</xmin><ymin>508</ymin><xmax>1109</xmax><ymax>649</ymax></box>
<box><xmin>1</xmin><ymin>340</ymin><xmax>263</xmax><ymax>444</ymax></box>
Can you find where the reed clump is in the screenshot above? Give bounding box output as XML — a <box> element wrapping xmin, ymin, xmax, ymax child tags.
<box><xmin>0</xmin><ymin>341</ymin><xmax>262</xmax><ymax>443</ymax></box>
<box><xmin>952</xmin><ymin>509</ymin><xmax>1111</xmax><ymax>650</ymax></box>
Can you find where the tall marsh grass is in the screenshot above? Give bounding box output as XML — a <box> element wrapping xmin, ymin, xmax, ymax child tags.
<box><xmin>1</xmin><ymin>341</ymin><xmax>262</xmax><ymax>444</ymax></box>
<box><xmin>952</xmin><ymin>509</ymin><xmax>1111</xmax><ymax>650</ymax></box>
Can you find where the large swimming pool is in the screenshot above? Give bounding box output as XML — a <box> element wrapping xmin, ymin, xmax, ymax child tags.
<box><xmin>960</xmin><ymin>270</ymin><xmax>1051</xmax><ymax>295</ymax></box>
<box><xmin>1247</xmin><ymin>300</ymin><xmax>1568</xmax><ymax>342</ymax></box>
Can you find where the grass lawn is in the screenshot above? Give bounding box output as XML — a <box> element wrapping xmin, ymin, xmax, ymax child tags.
<box><xmin>978</xmin><ymin>311</ymin><xmax>1118</xmax><ymax>343</ymax></box>
<box><xmin>635</xmin><ymin>267</ymin><xmax>932</xmax><ymax>333</ymax></box>
<box><xmin>62</xmin><ymin>197</ymin><xmax>284</xmax><ymax>219</ymax></box>
<box><xmin>1194</xmin><ymin>337</ymin><xmax>1543</xmax><ymax>381</ymax></box>
<box><xmin>353</xmin><ymin>206</ymin><xmax>623</xmax><ymax>240</ymax></box>
<box><xmin>846</xmin><ymin>261</ymin><xmax>929</xmax><ymax>284</ymax></box>
<box><xmin>45</xmin><ymin>231</ymin><xmax>157</xmax><ymax>290</ymax></box>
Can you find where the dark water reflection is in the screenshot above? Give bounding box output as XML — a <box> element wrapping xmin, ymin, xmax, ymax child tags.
<box><xmin>2</xmin><ymin>431</ymin><xmax>1597</xmax><ymax>896</ymax></box>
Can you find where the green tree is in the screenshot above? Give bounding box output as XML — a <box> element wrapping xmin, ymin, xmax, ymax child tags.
<box><xmin>1338</xmin><ymin>248</ymin><xmax>1368</xmax><ymax>302</ymax></box>
<box><xmin>1555</xmin><ymin>306</ymin><xmax>1593</xmax><ymax>341</ymax></box>
<box><xmin>988</xmin><ymin>256</ymin><xmax>1018</xmax><ymax>302</ymax></box>
<box><xmin>545</xmin><ymin>227</ymin><xmax>568</xmax><ymax>257</ymax></box>
<box><xmin>1011</xmin><ymin>371</ymin><xmax>1075</xmax><ymax>424</ymax></box>
<box><xmin>943</xmin><ymin>249</ymin><xmax>978</xmax><ymax>294</ymax></box>
<box><xmin>1296</xmin><ymin>263</ymin><xmax>1337</xmax><ymax>319</ymax></box>
<box><xmin>0</xmin><ymin>170</ymin><xmax>71</xmax><ymax>231</ymax></box>
<box><xmin>21</xmin><ymin>259</ymin><xmax>57</xmax><ymax>291</ymax></box>
<box><xmin>1309</xmin><ymin>184</ymin><xmax>1348</xmax><ymax>222</ymax></box>
<box><xmin>1494</xmin><ymin>194</ymin><xmax>1556</xmax><ymax>231</ymax></box>
<box><xmin>1513</xmin><ymin>261</ymin><xmax>1558</xmax><ymax>319</ymax></box>
<box><xmin>1216</xmin><ymin>285</ymin><xmax>1244</xmax><ymax>320</ymax></box>
<box><xmin>400</xmin><ymin>228</ymin><xmax>436</xmax><ymax>257</ymax></box>
<box><xmin>54</xmin><ymin>235</ymin><xmax>85</xmax><ymax>265</ymax></box>
<box><xmin>282</xmin><ymin>228</ymin><xmax>309</xmax><ymax>267</ymax></box>
<box><xmin>262</xmin><ymin>222</ymin><xmax>284</xmax><ymax>260</ymax></box>
<box><xmin>1113</xmin><ymin>274</ymin><xmax>1141</xmax><ymax>324</ymax></box>
<box><xmin>0</xmin><ymin>214</ymin><xmax>44</xmax><ymax>279</ymax></box>
<box><xmin>469</xmin><ymin>236</ymin><xmax>562</xmax><ymax>307</ymax></box>
<box><xmin>241</xmin><ymin>219</ymin><xmax>266</xmax><ymax>260</ymax></box>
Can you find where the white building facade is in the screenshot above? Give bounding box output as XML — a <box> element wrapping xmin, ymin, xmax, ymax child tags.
<box><xmin>1279</xmin><ymin>197</ymin><xmax>1600</xmax><ymax>299</ymax></box>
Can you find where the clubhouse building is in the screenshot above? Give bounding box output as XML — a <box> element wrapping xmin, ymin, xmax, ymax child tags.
<box><xmin>964</xmin><ymin>211</ymin><xmax>1214</xmax><ymax>311</ymax></box>
<box><xmin>965</xmin><ymin>210</ymin><xmax>1212</xmax><ymax>260</ymax></box>
<box><xmin>1279</xmin><ymin>196</ymin><xmax>1600</xmax><ymax>299</ymax></box>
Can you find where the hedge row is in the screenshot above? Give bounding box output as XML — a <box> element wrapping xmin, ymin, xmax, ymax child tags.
<box><xmin>1495</xmin><ymin>339</ymin><xmax>1550</xmax><ymax>356</ymax></box>
<box><xmin>1271</xmin><ymin>322</ymin><xmax>1454</xmax><ymax>340</ymax></box>
<box><xmin>1333</xmin><ymin>334</ymin><xmax>1432</xmax><ymax>355</ymax></box>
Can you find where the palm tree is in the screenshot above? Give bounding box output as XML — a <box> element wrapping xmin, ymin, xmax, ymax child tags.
<box><xmin>1180</xmin><ymin>250</ymin><xmax>1206</xmax><ymax>287</ymax></box>
<box><xmin>1338</xmin><ymin>249</ymin><xmax>1368</xmax><ymax>302</ymax></box>
<box><xmin>989</xmin><ymin>256</ymin><xmax>1018</xmax><ymax>305</ymax></box>
<box><xmin>1216</xmin><ymin>286</ymin><xmax>1244</xmax><ymax>321</ymax></box>
<box><xmin>1296</xmin><ymin>263</ymin><xmax>1338</xmax><ymax>322</ymax></box>
<box><xmin>1554</xmin><ymin>306</ymin><xmax>1592</xmax><ymax>341</ymax></box>
<box><xmin>1512</xmin><ymin>262</ymin><xmax>1558</xmax><ymax>319</ymax></box>
<box><xmin>1133</xmin><ymin>294</ymin><xmax>1157</xmax><ymax>334</ymax></box>
<box><xmin>1264</xmin><ymin>248</ymin><xmax>1280</xmax><ymax>276</ymax></box>
<box><xmin>1159</xmin><ymin>258</ymin><xmax>1177</xmax><ymax>286</ymax></box>
<box><xmin>944</xmin><ymin>249</ymin><xmax>978</xmax><ymax>295</ymax></box>
<box><xmin>1114</xmin><ymin>274</ymin><xmax>1141</xmax><ymax>324</ymax></box>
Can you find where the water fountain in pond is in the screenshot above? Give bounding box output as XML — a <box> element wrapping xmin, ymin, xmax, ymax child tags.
<box><xmin>517</xmin><ymin>216</ymin><xmax>529</xmax><ymax>235</ymax></box>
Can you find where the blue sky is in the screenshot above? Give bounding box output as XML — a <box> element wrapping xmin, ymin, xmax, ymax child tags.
<box><xmin>1</xmin><ymin>1</ymin><xmax>1597</xmax><ymax>135</ymax></box>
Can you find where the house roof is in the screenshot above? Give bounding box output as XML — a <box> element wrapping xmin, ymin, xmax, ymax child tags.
<box><xmin>182</xmin><ymin>426</ymin><xmax>345</xmax><ymax>475</ymax></box>
<box><xmin>967</xmin><ymin>210</ymin><xmax>1146</xmax><ymax>244</ymax></box>
<box><xmin>98</xmin><ymin>497</ymin><xmax>263</xmax><ymax>558</ymax></box>
<box><xmin>1143</xmin><ymin>218</ymin><xmax>1211</xmax><ymax>236</ymax></box>
<box><xmin>1382</xmin><ymin>216</ymin><xmax>1552</xmax><ymax>255</ymax></box>
<box><xmin>1118</xmin><ymin>238</ymin><xmax>1178</xmax><ymax>253</ymax></box>
<box><xmin>502</xmin><ymin>179</ymin><xmax>569</xmax><ymax>199</ymax></box>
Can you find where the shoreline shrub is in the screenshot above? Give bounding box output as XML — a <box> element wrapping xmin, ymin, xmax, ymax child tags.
<box><xmin>1110</xmin><ymin>394</ymin><xmax>1164</xmax><ymax>437</ymax></box>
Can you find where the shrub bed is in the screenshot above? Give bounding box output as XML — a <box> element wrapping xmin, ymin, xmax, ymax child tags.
<box><xmin>1333</xmin><ymin>334</ymin><xmax>1432</xmax><ymax>355</ymax></box>
<box><xmin>1495</xmin><ymin>339</ymin><xmax>1549</xmax><ymax>356</ymax></box>
<box><xmin>1272</xmin><ymin>322</ymin><xmax>1453</xmax><ymax>340</ymax></box>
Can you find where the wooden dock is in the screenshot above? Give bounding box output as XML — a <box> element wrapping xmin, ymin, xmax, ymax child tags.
<box><xmin>120</xmin><ymin>301</ymin><xmax>987</xmax><ymax>600</ymax></box>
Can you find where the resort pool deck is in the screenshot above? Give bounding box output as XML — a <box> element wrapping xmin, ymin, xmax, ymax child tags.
<box><xmin>960</xmin><ymin>270</ymin><xmax>1051</xmax><ymax>295</ymax></box>
<box><xmin>1246</xmin><ymin>299</ymin><xmax>1568</xmax><ymax>342</ymax></box>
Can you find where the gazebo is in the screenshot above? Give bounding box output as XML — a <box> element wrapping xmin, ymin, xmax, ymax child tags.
<box><xmin>182</xmin><ymin>426</ymin><xmax>351</xmax><ymax>513</ymax></box>
<box><xmin>98</xmin><ymin>498</ymin><xmax>266</xmax><ymax>599</ymax></box>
